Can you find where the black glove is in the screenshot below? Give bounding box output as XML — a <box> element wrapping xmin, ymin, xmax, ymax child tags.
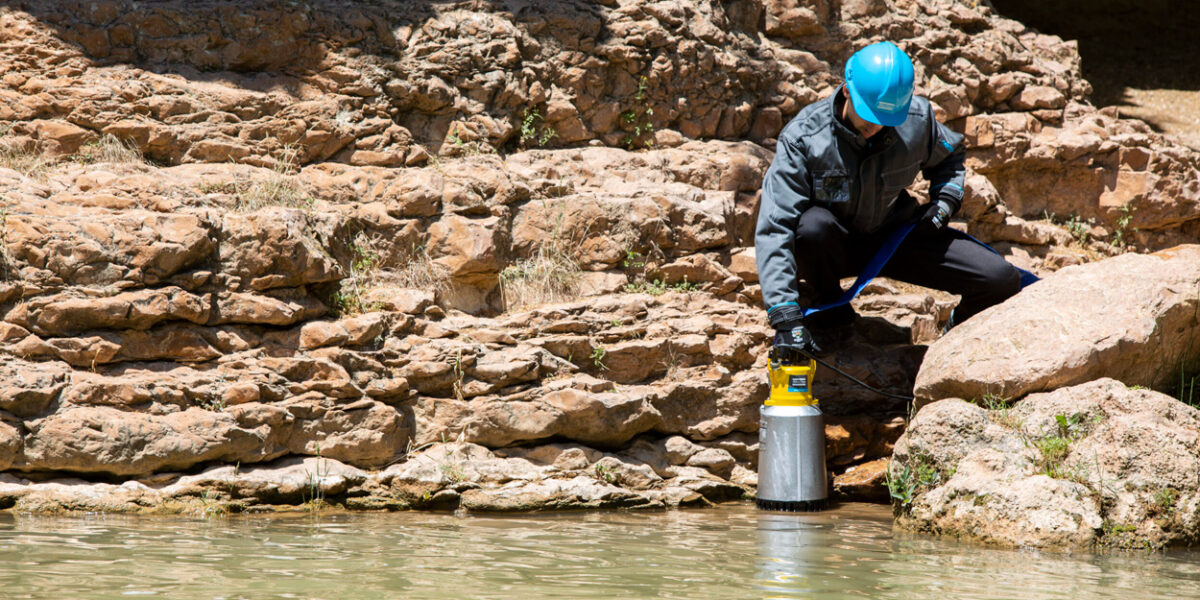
<box><xmin>773</xmin><ymin>321</ymin><xmax>821</xmax><ymax>358</ymax></box>
<box><xmin>917</xmin><ymin>198</ymin><xmax>955</xmax><ymax>235</ymax></box>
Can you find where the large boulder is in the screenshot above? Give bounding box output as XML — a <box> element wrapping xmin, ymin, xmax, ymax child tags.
<box><xmin>915</xmin><ymin>245</ymin><xmax>1200</xmax><ymax>405</ymax></box>
<box><xmin>892</xmin><ymin>379</ymin><xmax>1200</xmax><ymax>550</ymax></box>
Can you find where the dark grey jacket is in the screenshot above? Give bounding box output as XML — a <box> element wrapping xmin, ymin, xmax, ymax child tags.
<box><xmin>755</xmin><ymin>86</ymin><xmax>966</xmax><ymax>318</ymax></box>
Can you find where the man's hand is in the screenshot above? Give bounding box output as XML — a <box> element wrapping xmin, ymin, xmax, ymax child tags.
<box><xmin>773</xmin><ymin>321</ymin><xmax>822</xmax><ymax>357</ymax></box>
<box><xmin>917</xmin><ymin>198</ymin><xmax>954</xmax><ymax>234</ymax></box>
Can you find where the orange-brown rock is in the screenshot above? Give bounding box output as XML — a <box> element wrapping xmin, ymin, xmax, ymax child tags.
<box><xmin>0</xmin><ymin>0</ymin><xmax>1195</xmax><ymax>524</ymax></box>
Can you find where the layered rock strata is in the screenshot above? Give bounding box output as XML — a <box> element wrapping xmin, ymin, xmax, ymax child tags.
<box><xmin>0</xmin><ymin>0</ymin><xmax>1197</xmax><ymax>517</ymax></box>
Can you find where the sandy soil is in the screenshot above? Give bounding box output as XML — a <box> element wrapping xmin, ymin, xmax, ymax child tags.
<box><xmin>991</xmin><ymin>0</ymin><xmax>1200</xmax><ymax>150</ymax></box>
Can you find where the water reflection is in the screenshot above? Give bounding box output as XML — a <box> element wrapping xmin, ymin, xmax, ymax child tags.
<box><xmin>752</xmin><ymin>506</ymin><xmax>1200</xmax><ymax>600</ymax></box>
<box><xmin>1</xmin><ymin>504</ymin><xmax>1199</xmax><ymax>599</ymax></box>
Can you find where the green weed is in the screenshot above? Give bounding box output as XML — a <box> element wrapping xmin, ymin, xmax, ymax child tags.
<box><xmin>623</xmin><ymin>278</ymin><xmax>669</xmax><ymax>295</ymax></box>
<box><xmin>440</xmin><ymin>462</ymin><xmax>467</xmax><ymax>483</ymax></box>
<box><xmin>590</xmin><ymin>345</ymin><xmax>608</xmax><ymax>370</ymax></box>
<box><xmin>1173</xmin><ymin>360</ymin><xmax>1200</xmax><ymax>408</ymax></box>
<box><xmin>1030</xmin><ymin>412</ymin><xmax>1102</xmax><ymax>482</ymax></box>
<box><xmin>594</xmin><ymin>463</ymin><xmax>616</xmax><ymax>484</ymax></box>
<box><xmin>979</xmin><ymin>394</ymin><xmax>1022</xmax><ymax>429</ymax></box>
<box><xmin>1153</xmin><ymin>488</ymin><xmax>1179</xmax><ymax>514</ymax></box>
<box><xmin>1112</xmin><ymin>205</ymin><xmax>1137</xmax><ymax>248</ymax></box>
<box><xmin>887</xmin><ymin>453</ymin><xmax>943</xmax><ymax>508</ymax></box>
<box><xmin>622</xmin><ymin>249</ymin><xmax>646</xmax><ymax>270</ymax></box>
<box><xmin>518</xmin><ymin>108</ymin><xmax>556</xmax><ymax>149</ymax></box>
<box><xmin>331</xmin><ymin>232</ymin><xmax>385</xmax><ymax>315</ymax></box>
<box><xmin>619</xmin><ymin>76</ymin><xmax>655</xmax><ymax>150</ymax></box>
<box><xmin>622</xmin><ymin>277</ymin><xmax>700</xmax><ymax>295</ymax></box>
<box><xmin>303</xmin><ymin>445</ymin><xmax>331</xmax><ymax>513</ymax></box>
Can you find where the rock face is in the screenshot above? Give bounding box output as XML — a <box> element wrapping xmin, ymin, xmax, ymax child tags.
<box><xmin>900</xmin><ymin>245</ymin><xmax>1200</xmax><ymax>550</ymax></box>
<box><xmin>915</xmin><ymin>246</ymin><xmax>1200</xmax><ymax>405</ymax></box>
<box><xmin>0</xmin><ymin>0</ymin><xmax>1197</xmax><ymax>519</ymax></box>
<box><xmin>892</xmin><ymin>380</ymin><xmax>1200</xmax><ymax>550</ymax></box>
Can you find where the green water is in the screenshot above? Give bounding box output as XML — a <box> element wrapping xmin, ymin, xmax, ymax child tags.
<box><xmin>2</xmin><ymin>503</ymin><xmax>1198</xmax><ymax>599</ymax></box>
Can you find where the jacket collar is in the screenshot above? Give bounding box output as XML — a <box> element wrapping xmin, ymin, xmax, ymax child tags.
<box><xmin>829</xmin><ymin>84</ymin><xmax>895</xmax><ymax>151</ymax></box>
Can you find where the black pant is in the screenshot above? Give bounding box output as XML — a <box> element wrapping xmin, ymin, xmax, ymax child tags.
<box><xmin>794</xmin><ymin>206</ymin><xmax>1021</xmax><ymax>324</ymax></box>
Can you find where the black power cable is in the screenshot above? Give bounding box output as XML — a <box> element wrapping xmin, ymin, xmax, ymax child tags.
<box><xmin>800</xmin><ymin>349</ymin><xmax>915</xmax><ymax>402</ymax></box>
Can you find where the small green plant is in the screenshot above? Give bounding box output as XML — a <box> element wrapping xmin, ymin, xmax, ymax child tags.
<box><xmin>1173</xmin><ymin>359</ymin><xmax>1200</xmax><ymax>408</ymax></box>
<box><xmin>590</xmin><ymin>345</ymin><xmax>608</xmax><ymax>370</ymax></box>
<box><xmin>1062</xmin><ymin>214</ymin><xmax>1097</xmax><ymax>245</ymax></box>
<box><xmin>197</xmin><ymin>489</ymin><xmax>229</xmax><ymax>518</ymax></box>
<box><xmin>622</xmin><ymin>278</ymin><xmax>669</xmax><ymax>295</ymax></box>
<box><xmin>887</xmin><ymin>454</ymin><xmax>942</xmax><ymax>507</ymax></box>
<box><xmin>1033</xmin><ymin>435</ymin><xmax>1071</xmax><ymax>473</ymax></box>
<box><xmin>1112</xmin><ymin>205</ymin><xmax>1137</xmax><ymax>248</ymax></box>
<box><xmin>1153</xmin><ymin>488</ymin><xmax>1179</xmax><ymax>514</ymax></box>
<box><xmin>518</xmin><ymin>108</ymin><xmax>557</xmax><ymax>149</ymax></box>
<box><xmin>622</xmin><ymin>249</ymin><xmax>646</xmax><ymax>270</ymax></box>
<box><xmin>594</xmin><ymin>463</ymin><xmax>616</xmax><ymax>484</ymax></box>
<box><xmin>979</xmin><ymin>394</ymin><xmax>1022</xmax><ymax>429</ymax></box>
<box><xmin>332</xmin><ymin>232</ymin><xmax>385</xmax><ymax>315</ymax></box>
<box><xmin>1099</xmin><ymin>519</ymin><xmax>1143</xmax><ymax>550</ymax></box>
<box><xmin>197</xmin><ymin>394</ymin><xmax>226</xmax><ymax>412</ymax></box>
<box><xmin>1030</xmin><ymin>412</ymin><xmax>1101</xmax><ymax>481</ymax></box>
<box><xmin>197</xmin><ymin>377</ymin><xmax>227</xmax><ymax>411</ymax></box>
<box><xmin>443</xmin><ymin>125</ymin><xmax>495</xmax><ymax>157</ymax></box>
<box><xmin>440</xmin><ymin>462</ymin><xmax>467</xmax><ymax>483</ymax></box>
<box><xmin>610</xmin><ymin>318</ymin><xmax>624</xmax><ymax>327</ymax></box>
<box><xmin>670</xmin><ymin>276</ymin><xmax>701</xmax><ymax>292</ymax></box>
<box><xmin>303</xmin><ymin>445</ymin><xmax>331</xmax><ymax>513</ymax></box>
<box><xmin>619</xmin><ymin>76</ymin><xmax>655</xmax><ymax>150</ymax></box>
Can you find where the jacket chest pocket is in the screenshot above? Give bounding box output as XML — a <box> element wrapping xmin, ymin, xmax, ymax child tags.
<box><xmin>881</xmin><ymin>163</ymin><xmax>920</xmax><ymax>194</ymax></box>
<box><xmin>813</xmin><ymin>169</ymin><xmax>849</xmax><ymax>204</ymax></box>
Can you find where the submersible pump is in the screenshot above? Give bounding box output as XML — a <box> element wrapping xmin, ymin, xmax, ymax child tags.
<box><xmin>756</xmin><ymin>347</ymin><xmax>828</xmax><ymax>512</ymax></box>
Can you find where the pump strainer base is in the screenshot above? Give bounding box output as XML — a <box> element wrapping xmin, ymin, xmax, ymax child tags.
<box><xmin>755</xmin><ymin>498</ymin><xmax>828</xmax><ymax>512</ymax></box>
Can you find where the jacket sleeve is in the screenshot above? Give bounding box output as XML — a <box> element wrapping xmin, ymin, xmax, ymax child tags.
<box><xmin>756</xmin><ymin>135</ymin><xmax>811</xmax><ymax>327</ymax></box>
<box><xmin>921</xmin><ymin>102</ymin><xmax>966</xmax><ymax>213</ymax></box>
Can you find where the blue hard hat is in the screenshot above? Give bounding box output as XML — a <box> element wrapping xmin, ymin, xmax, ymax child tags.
<box><xmin>844</xmin><ymin>42</ymin><xmax>915</xmax><ymax>127</ymax></box>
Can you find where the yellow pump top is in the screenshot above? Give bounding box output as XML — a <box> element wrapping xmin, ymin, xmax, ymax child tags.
<box><xmin>766</xmin><ymin>357</ymin><xmax>819</xmax><ymax>407</ymax></box>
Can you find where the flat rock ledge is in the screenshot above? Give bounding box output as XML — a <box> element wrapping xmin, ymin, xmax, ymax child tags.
<box><xmin>0</xmin><ymin>418</ymin><xmax>901</xmax><ymax>514</ymax></box>
<box><xmin>891</xmin><ymin>379</ymin><xmax>1200</xmax><ymax>551</ymax></box>
<box><xmin>0</xmin><ymin>441</ymin><xmax>755</xmax><ymax>515</ymax></box>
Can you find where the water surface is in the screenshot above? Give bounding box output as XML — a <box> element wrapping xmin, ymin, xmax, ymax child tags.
<box><xmin>2</xmin><ymin>503</ymin><xmax>1198</xmax><ymax>599</ymax></box>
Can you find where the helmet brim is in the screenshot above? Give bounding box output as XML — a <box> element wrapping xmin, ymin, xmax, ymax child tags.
<box><xmin>846</xmin><ymin>82</ymin><xmax>910</xmax><ymax>127</ymax></box>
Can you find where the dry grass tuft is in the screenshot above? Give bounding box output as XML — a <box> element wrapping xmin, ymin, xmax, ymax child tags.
<box><xmin>391</xmin><ymin>243</ymin><xmax>451</xmax><ymax>292</ymax></box>
<box><xmin>331</xmin><ymin>235</ymin><xmax>452</xmax><ymax>315</ymax></box>
<box><xmin>74</xmin><ymin>134</ymin><xmax>144</xmax><ymax>165</ymax></box>
<box><xmin>500</xmin><ymin>240</ymin><xmax>582</xmax><ymax>311</ymax></box>
<box><xmin>233</xmin><ymin>147</ymin><xmax>312</xmax><ymax>212</ymax></box>
<box><xmin>0</xmin><ymin>135</ymin><xmax>52</xmax><ymax>179</ymax></box>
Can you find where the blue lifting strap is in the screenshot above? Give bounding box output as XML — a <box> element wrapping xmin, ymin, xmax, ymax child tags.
<box><xmin>801</xmin><ymin>222</ymin><xmax>1039</xmax><ymax>318</ymax></box>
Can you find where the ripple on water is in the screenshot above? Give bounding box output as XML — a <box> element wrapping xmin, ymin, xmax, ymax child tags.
<box><xmin>2</xmin><ymin>504</ymin><xmax>1199</xmax><ymax>600</ymax></box>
